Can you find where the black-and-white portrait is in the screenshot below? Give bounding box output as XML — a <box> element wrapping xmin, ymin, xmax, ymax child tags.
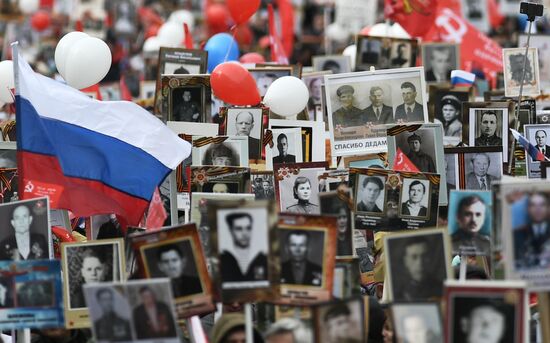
<box><xmin>463</xmin><ymin>152</ymin><xmax>502</xmax><ymax>190</ymax></box>
<box><xmin>171</xmin><ymin>87</ymin><xmax>203</xmax><ymax>122</ymax></box>
<box><xmin>303</xmin><ymin>72</ymin><xmax>328</xmax><ymax>121</ymax></box>
<box><xmin>390</xmin><ymin>42</ymin><xmax>411</xmax><ymax>68</ymax></box>
<box><xmin>164</xmin><ymin>62</ymin><xmax>201</xmax><ymax>75</ymax></box>
<box><xmin>269</xmin><ymin>128</ymin><xmax>303</xmax><ymax>168</ymax></box>
<box><xmin>315</xmin><ymin>299</ymin><xmax>364</xmax><ymax>343</ymax></box>
<box><xmin>64</xmin><ymin>241</ymin><xmax>122</xmax><ymax>309</ymax></box>
<box><xmin>358</xmin><ymin>38</ymin><xmax>382</xmax><ymax>68</ymax></box>
<box><xmin>469</xmin><ymin>109</ymin><xmax>507</xmax><ymax>150</ymax></box>
<box><xmin>393</xmin><ymin>80</ymin><xmax>425</xmax><ymax>123</ymax></box>
<box><xmin>85</xmin><ymin>286</ymin><xmax>133</xmax><ymax>342</ymax></box>
<box><xmin>279</xmin><ymin>228</ymin><xmax>325</xmax><ymax>286</ymax></box>
<box><xmin>217</xmin><ymin>208</ymin><xmax>269</xmax><ymax>289</ymax></box>
<box><xmin>503</xmin><ymin>47</ymin><xmax>540</xmax><ymax>97</ymax></box>
<box><xmin>320</xmin><ymin>192</ymin><xmax>353</xmax><ymax>257</ymax></box>
<box><xmin>252</xmin><ymin>174</ymin><xmax>275</xmax><ymax>200</ymax></box>
<box><xmin>355</xmin><ymin>175</ymin><xmax>386</xmax><ymax>216</ymax></box>
<box><xmin>445</xmin><ymin>154</ymin><xmax>458</xmax><ymax>192</ymax></box>
<box><xmin>461</xmin><ymin>0</ymin><xmax>489</xmax><ymax>32</ymax></box>
<box><xmin>396</xmin><ymin>130</ymin><xmax>437</xmax><ymax>173</ymax></box>
<box><xmin>142</xmin><ymin>239</ymin><xmax>203</xmax><ymax>299</ymax></box>
<box><xmin>434</xmin><ymin>94</ymin><xmax>463</xmax><ymax>145</ymax></box>
<box><xmin>400</xmin><ymin>179</ymin><xmax>431</xmax><ymax>219</ymax></box>
<box><xmin>422</xmin><ymin>43</ymin><xmax>459</xmax><ymax>83</ymax></box>
<box><xmin>392</xmin><ymin>303</ymin><xmax>443</xmax><ymax>343</ymax></box>
<box><xmin>525</xmin><ymin>125</ymin><xmax>550</xmax><ymax>178</ymax></box>
<box><xmin>158</xmin><ymin>175</ymin><xmax>175</xmax><ymax>227</ymax></box>
<box><xmin>192</xmin><ymin>137</ymin><xmax>248</xmax><ymax>167</ymax></box>
<box><xmin>0</xmin><ymin>198</ymin><xmax>50</xmax><ymax>261</ymax></box>
<box><xmin>16</xmin><ymin>280</ymin><xmax>54</xmax><ymax>308</ymax></box>
<box><xmin>0</xmin><ymin>144</ymin><xmax>18</xmax><ymax>203</ymax></box>
<box><xmin>278</xmin><ymin>169</ymin><xmax>321</xmax><ymax>215</ymax></box>
<box><xmin>251</xmin><ymin>69</ymin><xmax>292</xmax><ymax>97</ymax></box>
<box><xmin>0</xmin><ymin>148</ymin><xmax>16</xmax><ymax>168</ymax></box>
<box><xmin>226</xmin><ymin>108</ymin><xmax>263</xmax><ymax>160</ymax></box>
<box><xmin>312</xmin><ymin>55</ymin><xmax>352</xmax><ymax>74</ymax></box>
<box><xmin>386</xmin><ymin>231</ymin><xmax>448</xmax><ymax>301</ymax></box>
<box><xmin>0</xmin><ymin>276</ymin><xmax>13</xmax><ymax>308</ymax></box>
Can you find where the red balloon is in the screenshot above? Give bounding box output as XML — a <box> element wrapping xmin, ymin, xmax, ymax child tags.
<box><xmin>234</xmin><ymin>24</ymin><xmax>252</xmax><ymax>46</ymax></box>
<box><xmin>227</xmin><ymin>0</ymin><xmax>260</xmax><ymax>25</ymax></box>
<box><xmin>211</xmin><ymin>62</ymin><xmax>260</xmax><ymax>106</ymax></box>
<box><xmin>145</xmin><ymin>24</ymin><xmax>160</xmax><ymax>39</ymax></box>
<box><xmin>206</xmin><ymin>4</ymin><xmax>229</xmax><ymax>31</ymax></box>
<box><xmin>240</xmin><ymin>52</ymin><xmax>266</xmax><ymax>64</ymax></box>
<box><xmin>31</xmin><ymin>11</ymin><xmax>50</xmax><ymax>32</ymax></box>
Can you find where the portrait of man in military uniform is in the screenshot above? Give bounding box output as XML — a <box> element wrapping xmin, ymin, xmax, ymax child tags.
<box><xmin>280</xmin><ymin>230</ymin><xmax>324</xmax><ymax>286</ymax></box>
<box><xmin>473</xmin><ymin>110</ymin><xmax>503</xmax><ymax>147</ymax></box>
<box><xmin>331</xmin><ymin>85</ymin><xmax>365</xmax><ymax>128</ymax></box>
<box><xmin>402</xmin><ymin>132</ymin><xmax>437</xmax><ymax>173</ymax></box>
<box><xmin>90</xmin><ymin>288</ymin><xmax>132</xmax><ymax>342</ymax></box>
<box><xmin>450</xmin><ymin>192</ymin><xmax>491</xmax><ymax>256</ymax></box>
<box><xmin>171</xmin><ymin>87</ymin><xmax>203</xmax><ymax>122</ymax></box>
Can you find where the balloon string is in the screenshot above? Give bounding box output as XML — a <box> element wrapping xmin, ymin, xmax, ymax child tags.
<box><xmin>223</xmin><ymin>25</ymin><xmax>238</xmax><ymax>63</ymax></box>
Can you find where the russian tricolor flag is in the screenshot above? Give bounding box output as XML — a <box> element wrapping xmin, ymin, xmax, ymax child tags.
<box><xmin>451</xmin><ymin>70</ymin><xmax>476</xmax><ymax>87</ymax></box>
<box><xmin>13</xmin><ymin>46</ymin><xmax>191</xmax><ymax>225</ymax></box>
<box><xmin>511</xmin><ymin>129</ymin><xmax>547</xmax><ymax>162</ymax></box>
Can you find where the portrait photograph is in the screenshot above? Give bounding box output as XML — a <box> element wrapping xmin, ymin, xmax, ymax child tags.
<box><xmin>384</xmin><ymin>229</ymin><xmax>451</xmax><ymax>302</ymax></box>
<box><xmin>421</xmin><ymin>43</ymin><xmax>460</xmax><ymax>84</ymax></box>
<box><xmin>0</xmin><ymin>197</ymin><xmax>51</xmax><ymax>261</ymax></box>
<box><xmin>162</xmin><ymin>74</ymin><xmax>211</xmax><ymax>123</ymax></box>
<box><xmin>519</xmin><ymin>34</ymin><xmax>550</xmax><ymax>90</ymax></box>
<box><xmin>391</xmin><ymin>302</ymin><xmax>443</xmax><ymax>343</ymax></box>
<box><xmin>269</xmin><ymin>119</ymin><xmax>326</xmax><ymax>164</ymax></box>
<box><xmin>249</xmin><ymin>67</ymin><xmax>293</xmax><ymax>98</ymax></box>
<box><xmin>61</xmin><ymin>239</ymin><xmax>125</xmax><ymax>328</ymax></box>
<box><xmin>447</xmin><ymin>190</ymin><xmax>492</xmax><ymax>256</ymax></box>
<box><xmin>320</xmin><ymin>191</ymin><xmax>353</xmax><ymax>257</ymax></box>
<box><xmin>266</xmin><ymin>128</ymin><xmax>303</xmax><ymax>171</ymax></box>
<box><xmin>191</xmin><ymin>136</ymin><xmax>249</xmax><ymax>167</ymax></box>
<box><xmin>399</xmin><ymin>178</ymin><xmax>431</xmax><ymax>219</ymax></box>
<box><xmin>503</xmin><ymin>47</ymin><xmax>541</xmax><ymax>97</ymax></box>
<box><xmin>524</xmin><ymin>124</ymin><xmax>550</xmax><ymax>178</ymax></box>
<box><xmin>222</xmin><ymin>107</ymin><xmax>266</xmax><ymax>161</ymax></box>
<box><xmin>429</xmin><ymin>85</ymin><xmax>473</xmax><ymax>146</ymax></box>
<box><xmin>313</xmin><ymin>297</ymin><xmax>367</xmax><ymax>343</ymax></box>
<box><xmin>460</xmin><ymin>0</ymin><xmax>489</xmax><ymax>32</ymax></box>
<box><xmin>274</xmin><ymin>163</ymin><xmax>328</xmax><ymax>215</ymax></box>
<box><xmin>312</xmin><ymin>55</ymin><xmax>352</xmax><ymax>74</ymax></box>
<box><xmin>302</xmin><ymin>71</ymin><xmax>331</xmax><ymax>121</ymax></box>
<box><xmin>279</xmin><ymin>227</ymin><xmax>325</xmax><ymax>287</ymax></box>
<box><xmin>355</xmin><ymin>36</ymin><xmax>418</xmax><ymax>71</ymax></box>
<box><xmin>324</xmin><ymin>67</ymin><xmax>428</xmax><ymax>157</ymax></box>
<box><xmin>15</xmin><ymin>280</ymin><xmax>54</xmax><ymax>307</ymax></box>
<box><xmin>445</xmin><ymin>280</ymin><xmax>526</xmax><ymax>343</ymax></box>
<box><xmin>252</xmin><ymin>172</ymin><xmax>275</xmax><ymax>201</ymax></box>
<box><xmin>354</xmin><ymin>174</ymin><xmax>386</xmax><ymax>216</ymax></box>
<box><xmin>466</xmin><ymin>104</ymin><xmax>509</xmax><ymax>162</ymax></box>
<box><xmin>462</xmin><ymin>151</ymin><xmax>503</xmax><ymax>190</ymax></box>
<box><xmin>390</xmin><ymin>41</ymin><xmax>412</xmax><ymax>68</ymax></box>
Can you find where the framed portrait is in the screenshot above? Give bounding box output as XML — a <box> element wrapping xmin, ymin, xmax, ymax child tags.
<box><xmin>342</xmin><ymin>153</ymin><xmax>388</xmax><ymax>169</ymax></box>
<box><xmin>460</xmin><ymin>0</ymin><xmax>489</xmax><ymax>32</ymax></box>
<box><xmin>61</xmin><ymin>239</ymin><xmax>125</xmax><ymax>328</ymax></box>
<box><xmin>277</xmin><ymin>213</ymin><xmax>337</xmax><ymax>305</ymax></box>
<box><xmin>324</xmin><ymin>67</ymin><xmax>428</xmax><ymax>157</ymax></box>
<box><xmin>249</xmin><ymin>67</ymin><xmax>293</xmax><ymax>98</ymax></box>
<box><xmin>447</xmin><ymin>190</ymin><xmax>492</xmax><ymax>256</ymax></box>
<box><xmin>444</xmin><ymin>280</ymin><xmax>528</xmax><ymax>343</ymax></box>
<box><xmin>312</xmin><ymin>55</ymin><xmax>352</xmax><ymax>74</ymax></box>
<box><xmin>313</xmin><ymin>297</ymin><xmax>368</xmax><ymax>343</ymax></box>
<box><xmin>510</xmin><ymin>99</ymin><xmax>537</xmax><ymax>176</ymax></box>
<box><xmin>0</xmin><ymin>260</ymin><xmax>63</xmax><ymax>330</ymax></box>
<box><xmin>391</xmin><ymin>302</ymin><xmax>443</xmax><ymax>343</ymax></box>
<box><xmin>274</xmin><ymin>162</ymin><xmax>328</xmax><ymax>215</ymax></box>
<box><xmin>320</xmin><ymin>191</ymin><xmax>354</xmax><ymax>258</ymax></box>
<box><xmin>387</xmin><ymin>123</ymin><xmax>448</xmax><ymax>205</ymax></box>
<box><xmin>333</xmin><ymin>259</ymin><xmax>362</xmax><ymax>299</ymax></box>
<box><xmin>0</xmin><ymin>197</ymin><xmax>51</xmax><ymax>260</ymax></box>
<box><xmin>350</xmin><ymin>168</ymin><xmax>440</xmax><ymax>231</ymax></box>
<box><xmin>269</xmin><ymin>119</ymin><xmax>326</xmax><ymax>164</ymax></box>
<box><xmin>302</xmin><ymin>71</ymin><xmax>332</xmax><ymax>121</ymax></box>
<box><xmin>155</xmin><ymin>172</ymin><xmax>177</xmax><ymax>227</ymax></box>
<box><xmin>266</xmin><ymin>128</ymin><xmax>303</xmax><ymax>170</ymax></box>
<box><xmin>161</xmin><ymin>74</ymin><xmax>211</xmax><ymax>123</ymax></box>
<box><xmin>0</xmin><ymin>141</ymin><xmax>17</xmax><ymax>203</ymax></box>
<box><xmin>503</xmin><ymin>47</ymin><xmax>541</xmax><ymax>98</ymax></box>
<box><xmin>251</xmin><ymin>171</ymin><xmax>276</xmax><ymax>201</ymax></box>
<box><xmin>355</xmin><ymin>36</ymin><xmax>419</xmax><ymax>71</ymax></box>
<box><xmin>524</xmin><ymin>124</ymin><xmax>550</xmax><ymax>178</ymax></box>
<box><xmin>191</xmin><ymin>136</ymin><xmax>249</xmax><ymax>167</ymax></box>
<box><xmin>384</xmin><ymin>228</ymin><xmax>452</xmax><ymax>302</ymax></box>
<box><xmin>189</xmin><ymin>166</ymin><xmax>251</xmax><ymax>193</ymax></box>
<box><xmin>446</xmin><ymin>146</ymin><xmax>503</xmax><ymax>190</ymax></box>
<box><xmin>84</xmin><ymin>279</ymin><xmax>179</xmax><ymax>343</ymax></box>
<box><xmin>519</xmin><ymin>34</ymin><xmax>550</xmax><ymax>91</ymax></box>
<box><xmin>220</xmin><ymin>107</ymin><xmax>268</xmax><ymax>161</ymax></box>
<box><xmin>129</xmin><ymin>223</ymin><xmax>215</xmax><ymax>319</ymax></box>
<box><xmin>421</xmin><ymin>43</ymin><xmax>460</xmax><ymax>84</ymax></box>
<box><xmin>353</xmin><ymin>229</ymin><xmax>375</xmax><ymax>285</ymax></box>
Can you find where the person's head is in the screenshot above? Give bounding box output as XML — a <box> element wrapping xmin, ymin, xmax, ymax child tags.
<box><xmin>369</xmin><ymin>86</ymin><xmax>385</xmax><ymax>107</ymax></box>
<box><xmin>470</xmin><ymin>153</ymin><xmax>490</xmax><ymax>177</ymax></box>
<box><xmin>213</xmin><ymin>183</ymin><xmax>229</xmax><ymax>194</ymax></box>
<box><xmin>400</xmin><ymin>82</ymin><xmax>417</xmax><ymax>106</ymax></box>
<box><xmin>336</xmin><ymin>206</ymin><xmax>348</xmax><ymax>235</ymax></box>
<box><xmin>402</xmin><ymin>315</ymin><xmax>429</xmax><ymax>343</ymax></box>
<box><xmin>293</xmin><ymin>177</ymin><xmax>312</xmax><ymax>201</ymax></box>
<box><xmin>11</xmin><ymin>205</ymin><xmax>32</xmax><ymax>234</ymax></box>
<box><xmin>408</xmin><ymin>181</ymin><xmax>426</xmax><ymax>204</ymax></box>
<box><xmin>322</xmin><ymin>60</ymin><xmax>341</xmax><ymax>74</ymax></box>
<box><xmin>308</xmin><ymin>78</ymin><xmax>322</xmax><ymax>101</ymax></box>
<box><xmin>480</xmin><ymin>111</ymin><xmax>498</xmax><ymax>137</ymax></box>
<box><xmin>139</xmin><ymin>286</ymin><xmax>156</xmax><ymax>307</ymax></box>
<box><xmin>277</xmin><ymin>134</ymin><xmax>289</xmax><ymax>156</ymax></box>
<box><xmin>462</xmin><ymin>304</ymin><xmax>505</xmax><ymax>343</ymax></box>
<box><xmin>209</xmin><ymin>143</ymin><xmax>236</xmax><ymax>166</ymax></box>
<box><xmin>396</xmin><ymin>43</ymin><xmax>406</xmax><ymax>57</ymax></box>
<box><xmin>403</xmin><ymin>237</ymin><xmax>429</xmax><ymax>281</ymax></box>
<box><xmin>407</xmin><ymin>133</ymin><xmax>422</xmax><ymax>153</ymax></box>
<box><xmin>264</xmin><ymin>317</ymin><xmax>311</xmax><ymax>343</ymax></box>
<box><xmin>235</xmin><ymin>111</ymin><xmax>254</xmax><ymax>137</ymax></box>
<box><xmin>80</xmin><ymin>249</ymin><xmax>106</xmax><ymax>284</ymax></box>
<box><xmin>527</xmin><ymin>192</ymin><xmax>549</xmax><ymax>224</ymax></box>
<box><xmin>226</xmin><ymin>213</ymin><xmax>253</xmax><ymax>249</ymax></box>
<box><xmin>182</xmin><ymin>90</ymin><xmax>192</xmax><ymax>102</ymax></box>
<box><xmin>456</xmin><ymin>195</ymin><xmax>487</xmax><ymax>234</ymax></box>
<box><xmin>440</xmin><ymin>95</ymin><xmax>460</xmax><ymax>123</ymax></box>
<box><xmin>287</xmin><ymin>230</ymin><xmax>309</xmax><ymax>262</ymax></box>
<box><xmin>157</xmin><ymin>245</ymin><xmax>186</xmax><ymax>278</ymax></box>
<box><xmin>257</xmin><ymin>73</ymin><xmax>278</xmax><ymax>96</ymax></box>
<box><xmin>262</xmin><ymin>180</ymin><xmax>271</xmax><ymax>191</ymax></box>
<box><xmin>362</xmin><ymin>176</ymin><xmax>384</xmax><ymax>204</ymax></box>
<box><xmin>96</xmin><ymin>288</ymin><xmax>114</xmax><ymax>313</ymax></box>
<box><xmin>324</xmin><ymin>303</ymin><xmax>352</xmax><ymax>342</ymax></box>
<box><xmin>535</xmin><ymin>130</ymin><xmax>547</xmax><ymax>147</ymax></box>
<box><xmin>336</xmin><ymin>85</ymin><xmax>354</xmax><ymax>108</ymax></box>
<box><xmin>430</xmin><ymin>47</ymin><xmax>451</xmax><ymax>74</ymax></box>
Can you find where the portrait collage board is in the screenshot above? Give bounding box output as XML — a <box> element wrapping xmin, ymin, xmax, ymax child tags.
<box><xmin>0</xmin><ymin>260</ymin><xmax>63</xmax><ymax>330</ymax></box>
<box><xmin>188</xmin><ymin>166</ymin><xmax>251</xmax><ymax>194</ymax></box>
<box><xmin>312</xmin><ymin>296</ymin><xmax>369</xmax><ymax>343</ymax></box>
<box><xmin>444</xmin><ymin>146</ymin><xmax>504</xmax><ymax>192</ymax></box>
<box><xmin>61</xmin><ymin>238</ymin><xmax>126</xmax><ymax>329</ymax></box>
<box><xmin>355</xmin><ymin>35</ymin><xmax>419</xmax><ymax>72</ymax></box>
<box><xmin>324</xmin><ymin>67</ymin><xmax>429</xmax><ymax>158</ymax></box>
<box><xmin>386</xmin><ymin>123</ymin><xmax>448</xmax><ymax>205</ymax></box>
<box><xmin>191</xmin><ymin>136</ymin><xmax>249</xmax><ymax>168</ymax></box>
<box><xmin>277</xmin><ymin>213</ymin><xmax>338</xmax><ymax>306</ymax></box>
<box><xmin>160</xmin><ymin>74</ymin><xmax>212</xmax><ymax>123</ymax></box>
<box><xmin>350</xmin><ymin>167</ymin><xmax>440</xmax><ymax>231</ymax></box>
<box><xmin>84</xmin><ymin>278</ymin><xmax>179</xmax><ymax>343</ymax></box>
<box><xmin>129</xmin><ymin>223</ymin><xmax>215</xmax><ymax>320</ymax></box>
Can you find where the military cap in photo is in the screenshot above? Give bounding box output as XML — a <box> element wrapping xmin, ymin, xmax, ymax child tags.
<box><xmin>336</xmin><ymin>85</ymin><xmax>354</xmax><ymax>96</ymax></box>
<box><xmin>440</xmin><ymin>94</ymin><xmax>460</xmax><ymax>110</ymax></box>
<box><xmin>407</xmin><ymin>133</ymin><xmax>422</xmax><ymax>143</ymax></box>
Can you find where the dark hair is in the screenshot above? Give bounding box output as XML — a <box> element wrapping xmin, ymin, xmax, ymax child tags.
<box><xmin>225</xmin><ymin>212</ymin><xmax>253</xmax><ymax>229</ymax></box>
<box><xmin>293</xmin><ymin>177</ymin><xmax>311</xmax><ymax>200</ymax></box>
<box><xmin>96</xmin><ymin>288</ymin><xmax>113</xmax><ymax>300</ymax></box>
<box><xmin>363</xmin><ymin>176</ymin><xmax>384</xmax><ymax>190</ymax></box>
<box><xmin>457</xmin><ymin>195</ymin><xmax>485</xmax><ymax>216</ymax></box>
<box><xmin>535</xmin><ymin>129</ymin><xmax>547</xmax><ymax>138</ymax></box>
<box><xmin>157</xmin><ymin>244</ymin><xmax>183</xmax><ymax>260</ymax></box>
<box><xmin>324</xmin><ymin>303</ymin><xmax>351</xmax><ymax>322</ymax></box>
<box><xmin>322</xmin><ymin>60</ymin><xmax>340</xmax><ymax>71</ymax></box>
<box><xmin>370</xmin><ymin>86</ymin><xmax>383</xmax><ymax>96</ymax></box>
<box><xmin>409</xmin><ymin>180</ymin><xmax>426</xmax><ymax>193</ymax></box>
<box><xmin>404</xmin><ymin>236</ymin><xmax>429</xmax><ymax>251</ymax></box>
<box><xmin>400</xmin><ymin>82</ymin><xmax>416</xmax><ymax>92</ymax></box>
<box><xmin>286</xmin><ymin>230</ymin><xmax>309</xmax><ymax>244</ymax></box>
<box><xmin>480</xmin><ymin>111</ymin><xmax>498</xmax><ymax>123</ymax></box>
<box><xmin>139</xmin><ymin>286</ymin><xmax>155</xmax><ymax>296</ymax></box>
<box><xmin>203</xmin><ymin>143</ymin><xmax>238</xmax><ymax>166</ymax></box>
<box><xmin>277</xmin><ymin>133</ymin><xmax>288</xmax><ymax>145</ymax></box>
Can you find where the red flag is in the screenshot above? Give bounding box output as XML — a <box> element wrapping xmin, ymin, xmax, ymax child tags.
<box><xmin>184</xmin><ymin>23</ymin><xmax>194</xmax><ymax>49</ymax></box>
<box><xmin>267</xmin><ymin>4</ymin><xmax>289</xmax><ymax>64</ymax></box>
<box><xmin>119</xmin><ymin>76</ymin><xmax>132</xmax><ymax>101</ymax></box>
<box><xmin>276</xmin><ymin>0</ymin><xmax>295</xmax><ymax>58</ymax></box>
<box><xmin>488</xmin><ymin>0</ymin><xmax>504</xmax><ymax>29</ymax></box>
<box><xmin>145</xmin><ymin>187</ymin><xmax>168</xmax><ymax>230</ymax></box>
<box><xmin>393</xmin><ymin>148</ymin><xmax>420</xmax><ymax>172</ymax></box>
<box><xmin>384</xmin><ymin>0</ymin><xmax>438</xmax><ymax>37</ymax></box>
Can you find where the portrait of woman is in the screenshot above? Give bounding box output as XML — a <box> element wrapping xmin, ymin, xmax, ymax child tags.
<box><xmin>285</xmin><ymin>176</ymin><xmax>319</xmax><ymax>214</ymax></box>
<box><xmin>306</xmin><ymin>77</ymin><xmax>322</xmax><ymax>121</ymax></box>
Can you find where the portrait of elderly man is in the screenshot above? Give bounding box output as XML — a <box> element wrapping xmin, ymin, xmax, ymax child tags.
<box><xmin>451</xmin><ymin>194</ymin><xmax>491</xmax><ymax>255</ymax></box>
<box><xmin>363</xmin><ymin>86</ymin><xmax>394</xmax><ymax>124</ymax></box>
<box><xmin>280</xmin><ymin>230</ymin><xmax>323</xmax><ymax>286</ymax></box>
<box><xmin>394</xmin><ymin>82</ymin><xmax>424</xmax><ymax>123</ymax></box>
<box><xmin>514</xmin><ymin>192</ymin><xmax>550</xmax><ymax>269</ymax></box>
<box><xmin>154</xmin><ymin>244</ymin><xmax>202</xmax><ymax>298</ymax></box>
<box><xmin>231</xmin><ymin>110</ymin><xmax>260</xmax><ymax>160</ymax></box>
<box><xmin>399</xmin><ymin>313</ymin><xmax>442</xmax><ymax>343</ymax></box>
<box><xmin>474</xmin><ymin>111</ymin><xmax>501</xmax><ymax>146</ymax></box>
<box><xmin>401</xmin><ymin>180</ymin><xmax>429</xmax><ymax>217</ymax></box>
<box><xmin>425</xmin><ymin>47</ymin><xmax>452</xmax><ymax>82</ymax></box>
<box><xmin>356</xmin><ymin>176</ymin><xmax>384</xmax><ymax>213</ymax></box>
<box><xmin>533</xmin><ymin>129</ymin><xmax>550</xmax><ymax>160</ymax></box>
<box><xmin>405</xmin><ymin>133</ymin><xmax>436</xmax><ymax>173</ymax></box>
<box><xmin>465</xmin><ymin>153</ymin><xmax>498</xmax><ymax>191</ymax></box>
<box><xmin>332</xmin><ymin>85</ymin><xmax>365</xmax><ymax>128</ymax></box>
<box><xmin>435</xmin><ymin>94</ymin><xmax>462</xmax><ymax>139</ymax></box>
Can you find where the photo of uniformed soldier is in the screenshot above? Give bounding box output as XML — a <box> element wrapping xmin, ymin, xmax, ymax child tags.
<box><xmin>280</xmin><ymin>230</ymin><xmax>323</xmax><ymax>286</ymax></box>
<box><xmin>332</xmin><ymin>85</ymin><xmax>364</xmax><ymax>128</ymax></box>
<box><xmin>474</xmin><ymin>111</ymin><xmax>502</xmax><ymax>146</ymax></box>
<box><xmin>92</xmin><ymin>288</ymin><xmax>132</xmax><ymax>342</ymax></box>
<box><xmin>404</xmin><ymin>133</ymin><xmax>436</xmax><ymax>173</ymax></box>
<box><xmin>451</xmin><ymin>194</ymin><xmax>491</xmax><ymax>256</ymax></box>
<box><xmin>171</xmin><ymin>88</ymin><xmax>202</xmax><ymax>122</ymax></box>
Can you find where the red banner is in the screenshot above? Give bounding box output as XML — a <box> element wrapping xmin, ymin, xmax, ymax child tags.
<box><xmin>384</xmin><ymin>0</ymin><xmax>438</xmax><ymax>37</ymax></box>
<box><xmin>393</xmin><ymin>148</ymin><xmax>420</xmax><ymax>172</ymax></box>
<box><xmin>145</xmin><ymin>187</ymin><xmax>167</xmax><ymax>230</ymax></box>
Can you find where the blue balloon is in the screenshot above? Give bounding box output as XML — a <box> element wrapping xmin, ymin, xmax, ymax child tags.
<box><xmin>204</xmin><ymin>33</ymin><xmax>240</xmax><ymax>73</ymax></box>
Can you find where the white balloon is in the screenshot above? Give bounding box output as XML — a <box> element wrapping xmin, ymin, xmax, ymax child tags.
<box><xmin>343</xmin><ymin>44</ymin><xmax>356</xmax><ymax>71</ymax></box>
<box><xmin>55</xmin><ymin>31</ymin><xmax>89</xmax><ymax>78</ymax></box>
<box><xmin>168</xmin><ymin>10</ymin><xmax>195</xmax><ymax>31</ymax></box>
<box><xmin>368</xmin><ymin>23</ymin><xmax>392</xmax><ymax>37</ymax></box>
<box><xmin>64</xmin><ymin>37</ymin><xmax>112</xmax><ymax>90</ymax></box>
<box><xmin>263</xmin><ymin>76</ymin><xmax>309</xmax><ymax>117</ymax></box>
<box><xmin>143</xmin><ymin>37</ymin><xmax>161</xmax><ymax>53</ymax></box>
<box><xmin>0</xmin><ymin>61</ymin><xmax>14</xmax><ymax>104</ymax></box>
<box><xmin>325</xmin><ymin>23</ymin><xmax>349</xmax><ymax>43</ymax></box>
<box><xmin>19</xmin><ymin>0</ymin><xmax>39</xmax><ymax>14</ymax></box>
<box><xmin>157</xmin><ymin>22</ymin><xmax>184</xmax><ymax>47</ymax></box>
<box><xmin>390</xmin><ymin>23</ymin><xmax>411</xmax><ymax>39</ymax></box>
